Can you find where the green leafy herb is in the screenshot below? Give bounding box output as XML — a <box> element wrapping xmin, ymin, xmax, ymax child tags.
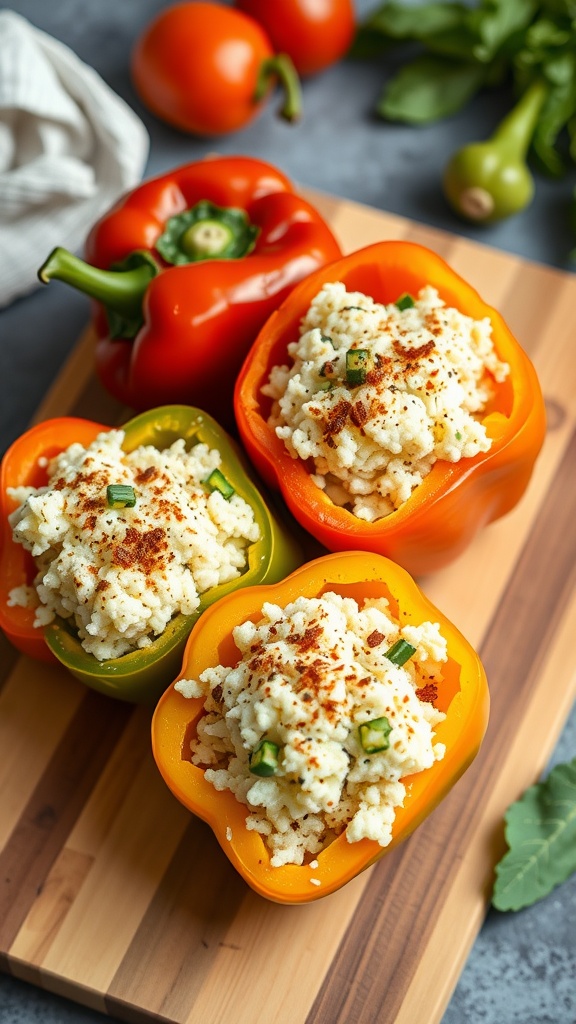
<box><xmin>378</xmin><ymin>55</ymin><xmax>487</xmax><ymax>123</ymax></box>
<box><xmin>395</xmin><ymin>292</ymin><xmax>415</xmax><ymax>310</ymax></box>
<box><xmin>492</xmin><ymin>757</ymin><xmax>576</xmax><ymax>911</ymax></box>
<box><xmin>352</xmin><ymin>0</ymin><xmax>576</xmax><ymax>185</ymax></box>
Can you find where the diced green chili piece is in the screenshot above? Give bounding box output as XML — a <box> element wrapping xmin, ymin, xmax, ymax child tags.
<box><xmin>317</xmin><ymin>379</ymin><xmax>336</xmax><ymax>392</ymax></box>
<box><xmin>346</xmin><ymin>348</ymin><xmax>370</xmax><ymax>386</ymax></box>
<box><xmin>385</xmin><ymin>638</ymin><xmax>417</xmax><ymax>666</ymax></box>
<box><xmin>106</xmin><ymin>484</ymin><xmax>136</xmax><ymax>508</ymax></box>
<box><xmin>395</xmin><ymin>293</ymin><xmax>415</xmax><ymax>310</ymax></box>
<box><xmin>249</xmin><ymin>740</ymin><xmax>280</xmax><ymax>776</ymax></box>
<box><xmin>205</xmin><ymin>468</ymin><xmax>235</xmax><ymax>500</ymax></box>
<box><xmin>359</xmin><ymin>716</ymin><xmax>392</xmax><ymax>754</ymax></box>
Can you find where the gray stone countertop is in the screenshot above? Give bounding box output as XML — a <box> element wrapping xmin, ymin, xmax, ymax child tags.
<box><xmin>1</xmin><ymin>1</ymin><xmax>575</xmax><ymax>1022</ymax></box>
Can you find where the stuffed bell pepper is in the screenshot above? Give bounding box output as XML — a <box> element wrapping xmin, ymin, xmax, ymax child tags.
<box><xmin>0</xmin><ymin>405</ymin><xmax>301</xmax><ymax>703</ymax></box>
<box><xmin>152</xmin><ymin>551</ymin><xmax>489</xmax><ymax>904</ymax></box>
<box><xmin>37</xmin><ymin>155</ymin><xmax>342</xmax><ymax>431</ymax></box>
<box><xmin>235</xmin><ymin>240</ymin><xmax>546</xmax><ymax>576</ymax></box>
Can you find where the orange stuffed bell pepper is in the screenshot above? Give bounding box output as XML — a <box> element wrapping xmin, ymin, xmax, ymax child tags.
<box><xmin>151</xmin><ymin>551</ymin><xmax>489</xmax><ymax>904</ymax></box>
<box><xmin>0</xmin><ymin>405</ymin><xmax>301</xmax><ymax>704</ymax></box>
<box><xmin>234</xmin><ymin>240</ymin><xmax>546</xmax><ymax>576</ymax></box>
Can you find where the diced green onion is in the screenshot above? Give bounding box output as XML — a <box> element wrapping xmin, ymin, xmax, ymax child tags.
<box><xmin>346</xmin><ymin>349</ymin><xmax>370</xmax><ymax>387</ymax></box>
<box><xmin>205</xmin><ymin>468</ymin><xmax>235</xmax><ymax>500</ymax></box>
<box><xmin>384</xmin><ymin>638</ymin><xmax>417</xmax><ymax>666</ymax></box>
<box><xmin>249</xmin><ymin>740</ymin><xmax>280</xmax><ymax>776</ymax></box>
<box><xmin>318</xmin><ymin>379</ymin><xmax>336</xmax><ymax>392</ymax></box>
<box><xmin>395</xmin><ymin>293</ymin><xmax>415</xmax><ymax>310</ymax></box>
<box><xmin>106</xmin><ymin>484</ymin><xmax>136</xmax><ymax>508</ymax></box>
<box><xmin>359</xmin><ymin>716</ymin><xmax>392</xmax><ymax>754</ymax></box>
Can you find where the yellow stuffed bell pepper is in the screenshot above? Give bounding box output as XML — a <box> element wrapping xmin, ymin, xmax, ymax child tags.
<box><xmin>152</xmin><ymin>551</ymin><xmax>489</xmax><ymax>903</ymax></box>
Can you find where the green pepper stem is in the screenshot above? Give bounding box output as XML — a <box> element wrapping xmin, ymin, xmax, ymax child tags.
<box><xmin>492</xmin><ymin>79</ymin><xmax>547</xmax><ymax>159</ymax></box>
<box><xmin>38</xmin><ymin>247</ymin><xmax>157</xmax><ymax>319</ymax></box>
<box><xmin>255</xmin><ymin>54</ymin><xmax>302</xmax><ymax>123</ymax></box>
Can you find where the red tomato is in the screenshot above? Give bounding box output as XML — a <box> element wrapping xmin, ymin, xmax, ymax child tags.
<box><xmin>235</xmin><ymin>0</ymin><xmax>356</xmax><ymax>76</ymax></box>
<box><xmin>131</xmin><ymin>2</ymin><xmax>300</xmax><ymax>136</ymax></box>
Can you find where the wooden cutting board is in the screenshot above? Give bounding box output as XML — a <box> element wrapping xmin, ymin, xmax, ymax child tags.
<box><xmin>1</xmin><ymin>190</ymin><xmax>575</xmax><ymax>1024</ymax></box>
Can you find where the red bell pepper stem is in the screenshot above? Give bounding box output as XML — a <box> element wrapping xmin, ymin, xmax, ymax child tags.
<box><xmin>255</xmin><ymin>54</ymin><xmax>302</xmax><ymax>122</ymax></box>
<box><xmin>38</xmin><ymin>246</ymin><xmax>157</xmax><ymax>321</ymax></box>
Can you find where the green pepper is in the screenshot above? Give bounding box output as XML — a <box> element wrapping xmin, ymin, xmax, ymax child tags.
<box><xmin>443</xmin><ymin>79</ymin><xmax>547</xmax><ymax>224</ymax></box>
<box><xmin>249</xmin><ymin>740</ymin><xmax>281</xmax><ymax>776</ymax></box>
<box><xmin>0</xmin><ymin>405</ymin><xmax>302</xmax><ymax>704</ymax></box>
<box><xmin>359</xmin><ymin>716</ymin><xmax>392</xmax><ymax>755</ymax></box>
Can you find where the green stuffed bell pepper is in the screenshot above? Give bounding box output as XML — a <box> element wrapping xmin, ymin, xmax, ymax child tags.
<box><xmin>0</xmin><ymin>405</ymin><xmax>301</xmax><ymax>703</ymax></box>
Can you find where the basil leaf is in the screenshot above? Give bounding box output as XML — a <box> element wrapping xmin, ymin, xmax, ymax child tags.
<box><xmin>492</xmin><ymin>757</ymin><xmax>576</xmax><ymax>912</ymax></box>
<box><xmin>363</xmin><ymin>1</ymin><xmax>470</xmax><ymax>41</ymax></box>
<box><xmin>532</xmin><ymin>61</ymin><xmax>576</xmax><ymax>174</ymax></box>
<box><xmin>378</xmin><ymin>56</ymin><xmax>487</xmax><ymax>123</ymax></box>
<box><xmin>348</xmin><ymin>26</ymin><xmax>395</xmax><ymax>60</ymax></box>
<box><xmin>568</xmin><ymin>113</ymin><xmax>576</xmax><ymax>162</ymax></box>
<box><xmin>468</xmin><ymin>0</ymin><xmax>539</xmax><ymax>62</ymax></box>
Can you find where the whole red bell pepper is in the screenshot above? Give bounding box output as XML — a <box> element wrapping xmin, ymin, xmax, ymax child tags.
<box><xmin>38</xmin><ymin>155</ymin><xmax>342</xmax><ymax>429</ymax></box>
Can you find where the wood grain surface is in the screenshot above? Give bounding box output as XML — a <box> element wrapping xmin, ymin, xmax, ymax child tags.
<box><xmin>1</xmin><ymin>190</ymin><xmax>575</xmax><ymax>1024</ymax></box>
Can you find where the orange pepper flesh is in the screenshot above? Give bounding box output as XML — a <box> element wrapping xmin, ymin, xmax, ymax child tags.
<box><xmin>151</xmin><ymin>551</ymin><xmax>489</xmax><ymax>904</ymax></box>
<box><xmin>234</xmin><ymin>240</ymin><xmax>547</xmax><ymax>576</ymax></box>
<box><xmin>0</xmin><ymin>417</ymin><xmax>100</xmax><ymax>664</ymax></box>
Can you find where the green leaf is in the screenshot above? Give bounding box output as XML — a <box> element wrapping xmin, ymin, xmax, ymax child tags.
<box><xmin>348</xmin><ymin>26</ymin><xmax>395</xmax><ymax>60</ymax></box>
<box><xmin>360</xmin><ymin>1</ymin><xmax>470</xmax><ymax>41</ymax></box>
<box><xmin>468</xmin><ymin>0</ymin><xmax>539</xmax><ymax>62</ymax></box>
<box><xmin>532</xmin><ymin>63</ymin><xmax>576</xmax><ymax>174</ymax></box>
<box><xmin>378</xmin><ymin>56</ymin><xmax>487</xmax><ymax>123</ymax></box>
<box><xmin>492</xmin><ymin>757</ymin><xmax>576</xmax><ymax>912</ymax></box>
<box><xmin>568</xmin><ymin>113</ymin><xmax>576</xmax><ymax>161</ymax></box>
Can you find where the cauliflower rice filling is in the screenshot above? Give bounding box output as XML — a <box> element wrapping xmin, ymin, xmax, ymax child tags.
<box><xmin>7</xmin><ymin>430</ymin><xmax>260</xmax><ymax>660</ymax></box>
<box><xmin>263</xmin><ymin>282</ymin><xmax>509</xmax><ymax>520</ymax></box>
<box><xmin>176</xmin><ymin>590</ymin><xmax>448</xmax><ymax>867</ymax></box>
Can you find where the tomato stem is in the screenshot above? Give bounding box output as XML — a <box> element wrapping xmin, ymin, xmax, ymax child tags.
<box><xmin>255</xmin><ymin>54</ymin><xmax>302</xmax><ymax>123</ymax></box>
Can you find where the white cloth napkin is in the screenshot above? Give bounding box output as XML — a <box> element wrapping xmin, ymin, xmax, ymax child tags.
<box><xmin>0</xmin><ymin>10</ymin><xmax>150</xmax><ymax>308</ymax></box>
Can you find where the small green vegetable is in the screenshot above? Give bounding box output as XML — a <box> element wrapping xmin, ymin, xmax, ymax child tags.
<box><xmin>205</xmin><ymin>468</ymin><xmax>235</xmax><ymax>500</ymax></box>
<box><xmin>395</xmin><ymin>293</ymin><xmax>415</xmax><ymax>310</ymax></box>
<box><xmin>359</xmin><ymin>716</ymin><xmax>392</xmax><ymax>754</ymax></box>
<box><xmin>106</xmin><ymin>484</ymin><xmax>137</xmax><ymax>508</ymax></box>
<box><xmin>443</xmin><ymin>79</ymin><xmax>547</xmax><ymax>223</ymax></box>
<box><xmin>346</xmin><ymin>349</ymin><xmax>370</xmax><ymax>387</ymax></box>
<box><xmin>385</xmin><ymin>638</ymin><xmax>417</xmax><ymax>666</ymax></box>
<box><xmin>249</xmin><ymin>740</ymin><xmax>280</xmax><ymax>776</ymax></box>
<box><xmin>492</xmin><ymin>757</ymin><xmax>576</xmax><ymax>911</ymax></box>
